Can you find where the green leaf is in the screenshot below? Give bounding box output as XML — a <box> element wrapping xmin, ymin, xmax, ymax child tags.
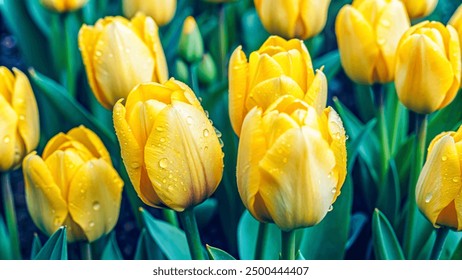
<box><xmin>101</xmin><ymin>232</ymin><xmax>124</xmax><ymax>260</ymax></box>
<box><xmin>206</xmin><ymin>245</ymin><xmax>236</xmax><ymax>260</ymax></box>
<box><xmin>195</xmin><ymin>198</ymin><xmax>218</xmax><ymax>229</ymax></box>
<box><xmin>451</xmin><ymin>233</ymin><xmax>462</xmax><ymax>260</ymax></box>
<box><xmin>372</xmin><ymin>209</ymin><xmax>405</xmax><ymax>260</ymax></box>
<box><xmin>34</xmin><ymin>227</ymin><xmax>68</xmax><ymax>260</ymax></box>
<box><xmin>313</xmin><ymin>50</ymin><xmax>341</xmax><ymax>81</ymax></box>
<box><xmin>30</xmin><ymin>233</ymin><xmax>43</xmax><ymax>260</ymax></box>
<box><xmin>140</xmin><ymin>208</ymin><xmax>191</xmax><ymax>260</ymax></box>
<box><xmin>376</xmin><ymin>160</ymin><xmax>400</xmax><ymax>227</ymax></box>
<box><xmin>0</xmin><ymin>215</ymin><xmax>12</xmax><ymax>260</ymax></box>
<box><xmin>440</xmin><ymin>231</ymin><xmax>462</xmax><ymax>260</ymax></box>
<box><xmin>25</xmin><ymin>0</ymin><xmax>51</xmax><ymax>37</ymax></box>
<box><xmin>237</xmin><ymin>211</ymin><xmax>280</xmax><ymax>260</ymax></box>
<box><xmin>428</xmin><ymin>89</ymin><xmax>462</xmax><ymax>143</ymax></box>
<box><xmin>295</xmin><ymin>251</ymin><xmax>305</xmax><ymax>260</ymax></box>
<box><xmin>29</xmin><ymin>70</ymin><xmax>117</xmax><ymax>151</ymax></box>
<box><xmin>346</xmin><ymin>213</ymin><xmax>368</xmax><ymax>250</ymax></box>
<box><xmin>134</xmin><ymin>229</ymin><xmax>165</xmax><ymax>260</ymax></box>
<box><xmin>299</xmin><ymin>174</ymin><xmax>353</xmax><ymax>259</ymax></box>
<box><xmin>346</xmin><ymin>119</ymin><xmax>377</xmax><ymax>173</ymax></box>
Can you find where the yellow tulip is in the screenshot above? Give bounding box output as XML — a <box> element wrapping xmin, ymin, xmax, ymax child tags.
<box><xmin>416</xmin><ymin>125</ymin><xmax>462</xmax><ymax>231</ymax></box>
<box><xmin>113</xmin><ymin>79</ymin><xmax>224</xmax><ymax>212</ymax></box>
<box><xmin>254</xmin><ymin>0</ymin><xmax>331</xmax><ymax>40</ymax></box>
<box><xmin>40</xmin><ymin>0</ymin><xmax>88</xmax><ymax>12</ymax></box>
<box><xmin>79</xmin><ymin>14</ymin><xmax>169</xmax><ymax>109</ymax></box>
<box><xmin>395</xmin><ymin>21</ymin><xmax>461</xmax><ymax>114</ymax></box>
<box><xmin>400</xmin><ymin>0</ymin><xmax>438</xmax><ymax>19</ymax></box>
<box><xmin>122</xmin><ymin>0</ymin><xmax>176</xmax><ymax>26</ymax></box>
<box><xmin>237</xmin><ymin>95</ymin><xmax>347</xmax><ymax>230</ymax></box>
<box><xmin>0</xmin><ymin>67</ymin><xmax>39</xmax><ymax>172</ymax></box>
<box><xmin>23</xmin><ymin>126</ymin><xmax>124</xmax><ymax>243</ymax></box>
<box><xmin>335</xmin><ymin>0</ymin><xmax>410</xmax><ymax>84</ymax></box>
<box><xmin>449</xmin><ymin>4</ymin><xmax>462</xmax><ymax>88</ymax></box>
<box><xmin>229</xmin><ymin>35</ymin><xmax>327</xmax><ymax>136</ymax></box>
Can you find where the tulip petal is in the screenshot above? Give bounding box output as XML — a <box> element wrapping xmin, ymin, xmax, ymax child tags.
<box><xmin>11</xmin><ymin>68</ymin><xmax>39</xmax><ymax>154</ymax></box>
<box><xmin>228</xmin><ymin>46</ymin><xmax>249</xmax><ymax>136</ymax></box>
<box><xmin>304</xmin><ymin>70</ymin><xmax>327</xmax><ymax>114</ymax></box>
<box><xmin>67</xmin><ymin>125</ymin><xmax>111</xmax><ymax>163</ymax></box>
<box><xmin>237</xmin><ymin>108</ymin><xmax>271</xmax><ymax>222</ymax></box>
<box><xmin>416</xmin><ymin>135</ymin><xmax>461</xmax><ymax>227</ymax></box>
<box><xmin>68</xmin><ymin>159</ymin><xmax>123</xmax><ymax>242</ymax></box>
<box><xmin>335</xmin><ymin>5</ymin><xmax>379</xmax><ymax>84</ymax></box>
<box><xmin>272</xmin><ymin>49</ymin><xmax>308</xmax><ymax>92</ymax></box>
<box><xmin>259</xmin><ymin>126</ymin><xmax>336</xmax><ymax>230</ymax></box>
<box><xmin>113</xmin><ymin>100</ymin><xmax>163</xmax><ymax>207</ymax></box>
<box><xmin>94</xmin><ymin>21</ymin><xmax>154</xmax><ymax>108</ymax></box>
<box><xmin>248</xmin><ymin>76</ymin><xmax>305</xmax><ymax>111</ymax></box>
<box><xmin>254</xmin><ymin>0</ymin><xmax>299</xmax><ymax>39</ymax></box>
<box><xmin>395</xmin><ymin>34</ymin><xmax>453</xmax><ymax>114</ymax></box>
<box><xmin>438</xmin><ymin>25</ymin><xmax>461</xmax><ymax>109</ymax></box>
<box><xmin>0</xmin><ymin>93</ymin><xmax>17</xmax><ymax>171</ymax></box>
<box><xmin>145</xmin><ymin>103</ymin><xmax>223</xmax><ymax>211</ymax></box>
<box><xmin>248</xmin><ymin>53</ymin><xmax>284</xmax><ymax>93</ymax></box>
<box><xmin>0</xmin><ymin>66</ymin><xmax>14</xmax><ymax>102</ymax></box>
<box><xmin>299</xmin><ymin>0</ymin><xmax>330</xmax><ymax>39</ymax></box>
<box><xmin>23</xmin><ymin>153</ymin><xmax>68</xmax><ymax>237</ymax></box>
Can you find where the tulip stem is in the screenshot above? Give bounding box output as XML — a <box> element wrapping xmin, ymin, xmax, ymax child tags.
<box><xmin>162</xmin><ymin>209</ymin><xmax>179</xmax><ymax>227</ymax></box>
<box><xmin>1</xmin><ymin>172</ymin><xmax>21</xmax><ymax>259</ymax></box>
<box><xmin>403</xmin><ymin>113</ymin><xmax>428</xmax><ymax>258</ymax></box>
<box><xmin>254</xmin><ymin>222</ymin><xmax>269</xmax><ymax>260</ymax></box>
<box><xmin>375</xmin><ymin>85</ymin><xmax>390</xmax><ymax>180</ymax></box>
<box><xmin>178</xmin><ymin>208</ymin><xmax>205</xmax><ymax>260</ymax></box>
<box><xmin>280</xmin><ymin>230</ymin><xmax>296</xmax><ymax>260</ymax></box>
<box><xmin>80</xmin><ymin>242</ymin><xmax>93</xmax><ymax>260</ymax></box>
<box><xmin>189</xmin><ymin>62</ymin><xmax>200</xmax><ymax>97</ymax></box>
<box><xmin>430</xmin><ymin>227</ymin><xmax>449</xmax><ymax>260</ymax></box>
<box><xmin>217</xmin><ymin>3</ymin><xmax>227</xmax><ymax>82</ymax></box>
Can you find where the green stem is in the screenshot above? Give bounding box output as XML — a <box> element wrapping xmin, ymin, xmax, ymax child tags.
<box><xmin>430</xmin><ymin>227</ymin><xmax>449</xmax><ymax>260</ymax></box>
<box><xmin>178</xmin><ymin>208</ymin><xmax>205</xmax><ymax>260</ymax></box>
<box><xmin>254</xmin><ymin>222</ymin><xmax>268</xmax><ymax>260</ymax></box>
<box><xmin>404</xmin><ymin>114</ymin><xmax>428</xmax><ymax>257</ymax></box>
<box><xmin>189</xmin><ymin>62</ymin><xmax>200</xmax><ymax>96</ymax></box>
<box><xmin>63</xmin><ymin>13</ymin><xmax>76</xmax><ymax>98</ymax></box>
<box><xmin>1</xmin><ymin>172</ymin><xmax>21</xmax><ymax>259</ymax></box>
<box><xmin>217</xmin><ymin>3</ymin><xmax>227</xmax><ymax>81</ymax></box>
<box><xmin>375</xmin><ymin>85</ymin><xmax>390</xmax><ymax>181</ymax></box>
<box><xmin>162</xmin><ymin>209</ymin><xmax>179</xmax><ymax>228</ymax></box>
<box><xmin>280</xmin><ymin>230</ymin><xmax>296</xmax><ymax>260</ymax></box>
<box><xmin>80</xmin><ymin>242</ymin><xmax>92</xmax><ymax>260</ymax></box>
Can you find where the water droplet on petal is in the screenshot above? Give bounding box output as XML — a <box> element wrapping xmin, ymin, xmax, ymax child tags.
<box><xmin>95</xmin><ymin>50</ymin><xmax>102</xmax><ymax>57</ymax></box>
<box><xmin>442</xmin><ymin>156</ymin><xmax>448</xmax><ymax>162</ymax></box>
<box><xmin>92</xmin><ymin>201</ymin><xmax>101</xmax><ymax>211</ymax></box>
<box><xmin>160</xmin><ymin>137</ymin><xmax>166</xmax><ymax>143</ymax></box>
<box><xmin>203</xmin><ymin>129</ymin><xmax>209</xmax><ymax>137</ymax></box>
<box><xmin>54</xmin><ymin>217</ymin><xmax>61</xmax><ymax>226</ymax></box>
<box><xmin>131</xmin><ymin>162</ymin><xmax>140</xmax><ymax>169</ymax></box>
<box><xmin>156</xmin><ymin>126</ymin><xmax>164</xmax><ymax>132</ymax></box>
<box><xmin>380</xmin><ymin>19</ymin><xmax>390</xmax><ymax>27</ymax></box>
<box><xmin>331</xmin><ymin>187</ymin><xmax>337</xmax><ymax>194</ymax></box>
<box><xmin>18</xmin><ymin>115</ymin><xmax>25</xmax><ymax>121</ymax></box>
<box><xmin>89</xmin><ymin>221</ymin><xmax>95</xmax><ymax>228</ymax></box>
<box><xmin>3</xmin><ymin>136</ymin><xmax>10</xmax><ymax>143</ymax></box>
<box><xmin>186</xmin><ymin>116</ymin><xmax>193</xmax><ymax>125</ymax></box>
<box><xmin>453</xmin><ymin>177</ymin><xmax>460</xmax><ymax>183</ymax></box>
<box><xmin>159</xmin><ymin>158</ymin><xmax>168</xmax><ymax>168</ymax></box>
<box><xmin>377</xmin><ymin>38</ymin><xmax>386</xmax><ymax>45</ymax></box>
<box><xmin>328</xmin><ymin>205</ymin><xmax>334</xmax><ymax>212</ymax></box>
<box><xmin>425</xmin><ymin>193</ymin><xmax>433</xmax><ymax>203</ymax></box>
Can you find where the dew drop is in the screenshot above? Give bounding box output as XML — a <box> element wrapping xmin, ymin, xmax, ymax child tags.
<box><xmin>442</xmin><ymin>156</ymin><xmax>448</xmax><ymax>162</ymax></box>
<box><xmin>159</xmin><ymin>158</ymin><xmax>168</xmax><ymax>168</ymax></box>
<box><xmin>215</xmin><ymin>128</ymin><xmax>222</xmax><ymax>138</ymax></box>
<box><xmin>160</xmin><ymin>137</ymin><xmax>166</xmax><ymax>143</ymax></box>
<box><xmin>453</xmin><ymin>177</ymin><xmax>460</xmax><ymax>183</ymax></box>
<box><xmin>328</xmin><ymin>205</ymin><xmax>334</xmax><ymax>212</ymax></box>
<box><xmin>331</xmin><ymin>187</ymin><xmax>337</xmax><ymax>194</ymax></box>
<box><xmin>219</xmin><ymin>138</ymin><xmax>224</xmax><ymax>148</ymax></box>
<box><xmin>380</xmin><ymin>19</ymin><xmax>390</xmax><ymax>27</ymax></box>
<box><xmin>204</xmin><ymin>146</ymin><xmax>208</xmax><ymax>151</ymax></box>
<box><xmin>18</xmin><ymin>115</ymin><xmax>25</xmax><ymax>121</ymax></box>
<box><xmin>92</xmin><ymin>201</ymin><xmax>101</xmax><ymax>211</ymax></box>
<box><xmin>203</xmin><ymin>129</ymin><xmax>210</xmax><ymax>137</ymax></box>
<box><xmin>89</xmin><ymin>221</ymin><xmax>95</xmax><ymax>228</ymax></box>
<box><xmin>282</xmin><ymin>158</ymin><xmax>288</xmax><ymax>163</ymax></box>
<box><xmin>95</xmin><ymin>50</ymin><xmax>102</xmax><ymax>57</ymax></box>
<box><xmin>186</xmin><ymin>116</ymin><xmax>193</xmax><ymax>125</ymax></box>
<box><xmin>156</xmin><ymin>126</ymin><xmax>164</xmax><ymax>132</ymax></box>
<box><xmin>327</xmin><ymin>171</ymin><xmax>333</xmax><ymax>178</ymax></box>
<box><xmin>53</xmin><ymin>217</ymin><xmax>61</xmax><ymax>226</ymax></box>
<box><xmin>377</xmin><ymin>38</ymin><xmax>386</xmax><ymax>45</ymax></box>
<box><xmin>3</xmin><ymin>136</ymin><xmax>10</xmax><ymax>143</ymax></box>
<box><xmin>131</xmin><ymin>162</ymin><xmax>140</xmax><ymax>169</ymax></box>
<box><xmin>425</xmin><ymin>193</ymin><xmax>433</xmax><ymax>203</ymax></box>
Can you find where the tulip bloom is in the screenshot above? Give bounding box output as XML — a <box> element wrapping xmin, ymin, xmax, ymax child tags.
<box><xmin>449</xmin><ymin>4</ymin><xmax>462</xmax><ymax>85</ymax></box>
<box><xmin>237</xmin><ymin>95</ymin><xmax>347</xmax><ymax>231</ymax></box>
<box><xmin>79</xmin><ymin>14</ymin><xmax>168</xmax><ymax>109</ymax></box>
<box><xmin>400</xmin><ymin>0</ymin><xmax>438</xmax><ymax>19</ymax></box>
<box><xmin>23</xmin><ymin>126</ymin><xmax>123</xmax><ymax>242</ymax></box>
<box><xmin>122</xmin><ymin>0</ymin><xmax>176</xmax><ymax>26</ymax></box>
<box><xmin>113</xmin><ymin>79</ymin><xmax>224</xmax><ymax>212</ymax></box>
<box><xmin>40</xmin><ymin>0</ymin><xmax>88</xmax><ymax>12</ymax></box>
<box><xmin>395</xmin><ymin>21</ymin><xmax>461</xmax><ymax>114</ymax></box>
<box><xmin>254</xmin><ymin>0</ymin><xmax>331</xmax><ymax>40</ymax></box>
<box><xmin>229</xmin><ymin>35</ymin><xmax>327</xmax><ymax>136</ymax></box>
<box><xmin>416</xmin><ymin>125</ymin><xmax>462</xmax><ymax>231</ymax></box>
<box><xmin>335</xmin><ymin>0</ymin><xmax>410</xmax><ymax>84</ymax></box>
<box><xmin>0</xmin><ymin>67</ymin><xmax>39</xmax><ymax>172</ymax></box>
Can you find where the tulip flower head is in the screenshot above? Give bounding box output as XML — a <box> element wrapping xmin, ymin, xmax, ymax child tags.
<box><xmin>237</xmin><ymin>96</ymin><xmax>347</xmax><ymax>231</ymax></box>
<box><xmin>254</xmin><ymin>0</ymin><xmax>331</xmax><ymax>40</ymax></box>
<box><xmin>23</xmin><ymin>126</ymin><xmax>124</xmax><ymax>242</ymax></box>
<box><xmin>0</xmin><ymin>67</ymin><xmax>40</xmax><ymax>172</ymax></box>
<box><xmin>394</xmin><ymin>21</ymin><xmax>461</xmax><ymax>114</ymax></box>
<box><xmin>40</xmin><ymin>0</ymin><xmax>88</xmax><ymax>12</ymax></box>
<box><xmin>122</xmin><ymin>0</ymin><xmax>177</xmax><ymax>26</ymax></box>
<box><xmin>416</xmin><ymin>125</ymin><xmax>462</xmax><ymax>231</ymax></box>
<box><xmin>113</xmin><ymin>79</ymin><xmax>224</xmax><ymax>212</ymax></box>
<box><xmin>400</xmin><ymin>0</ymin><xmax>438</xmax><ymax>19</ymax></box>
<box><xmin>79</xmin><ymin>14</ymin><xmax>169</xmax><ymax>109</ymax></box>
<box><xmin>229</xmin><ymin>35</ymin><xmax>327</xmax><ymax>137</ymax></box>
<box><xmin>335</xmin><ymin>0</ymin><xmax>410</xmax><ymax>84</ymax></box>
<box><xmin>449</xmin><ymin>4</ymin><xmax>462</xmax><ymax>87</ymax></box>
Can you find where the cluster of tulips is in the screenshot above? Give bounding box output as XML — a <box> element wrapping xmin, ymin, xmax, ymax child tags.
<box><xmin>1</xmin><ymin>0</ymin><xmax>462</xmax><ymax>260</ymax></box>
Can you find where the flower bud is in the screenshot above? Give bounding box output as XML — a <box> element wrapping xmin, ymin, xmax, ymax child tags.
<box><xmin>395</xmin><ymin>21</ymin><xmax>461</xmax><ymax>114</ymax></box>
<box><xmin>0</xmin><ymin>67</ymin><xmax>40</xmax><ymax>172</ymax></box>
<box><xmin>198</xmin><ymin>53</ymin><xmax>217</xmax><ymax>85</ymax></box>
<box><xmin>122</xmin><ymin>0</ymin><xmax>177</xmax><ymax>26</ymax></box>
<box><xmin>113</xmin><ymin>79</ymin><xmax>224</xmax><ymax>211</ymax></box>
<box><xmin>78</xmin><ymin>14</ymin><xmax>168</xmax><ymax>109</ymax></box>
<box><xmin>400</xmin><ymin>0</ymin><xmax>438</xmax><ymax>19</ymax></box>
<box><xmin>416</xmin><ymin>125</ymin><xmax>462</xmax><ymax>231</ymax></box>
<box><xmin>178</xmin><ymin>16</ymin><xmax>204</xmax><ymax>64</ymax></box>
<box><xmin>23</xmin><ymin>126</ymin><xmax>124</xmax><ymax>242</ymax></box>
<box><xmin>40</xmin><ymin>0</ymin><xmax>88</xmax><ymax>12</ymax></box>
